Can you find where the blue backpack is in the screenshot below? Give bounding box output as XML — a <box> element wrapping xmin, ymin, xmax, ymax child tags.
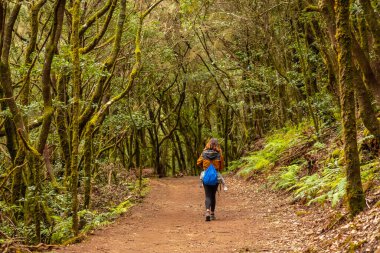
<box><xmin>202</xmin><ymin>163</ymin><xmax>218</xmax><ymax>186</ymax></box>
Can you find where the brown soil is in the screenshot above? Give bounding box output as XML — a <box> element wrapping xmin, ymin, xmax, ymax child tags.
<box><xmin>53</xmin><ymin>176</ymin><xmax>314</xmax><ymax>253</ymax></box>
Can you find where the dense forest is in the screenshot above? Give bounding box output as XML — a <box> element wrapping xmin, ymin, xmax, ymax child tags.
<box><xmin>1</xmin><ymin>0</ymin><xmax>380</xmax><ymax>249</ymax></box>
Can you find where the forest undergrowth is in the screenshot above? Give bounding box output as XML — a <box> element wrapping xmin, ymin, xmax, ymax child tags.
<box><xmin>0</xmin><ymin>166</ymin><xmax>151</xmax><ymax>253</ymax></box>
<box><xmin>229</xmin><ymin>121</ymin><xmax>380</xmax><ymax>252</ymax></box>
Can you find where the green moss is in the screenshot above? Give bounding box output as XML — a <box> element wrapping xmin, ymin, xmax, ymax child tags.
<box><xmin>338</xmin><ymin>156</ymin><xmax>345</xmax><ymax>166</ymax></box>
<box><xmin>331</xmin><ymin>148</ymin><xmax>342</xmax><ymax>158</ymax></box>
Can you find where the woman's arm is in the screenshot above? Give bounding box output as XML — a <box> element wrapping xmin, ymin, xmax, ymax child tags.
<box><xmin>196</xmin><ymin>155</ymin><xmax>203</xmax><ymax>168</ymax></box>
<box><xmin>220</xmin><ymin>154</ymin><xmax>224</xmax><ymax>171</ymax></box>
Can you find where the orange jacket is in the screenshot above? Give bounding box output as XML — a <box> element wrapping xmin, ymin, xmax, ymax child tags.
<box><xmin>197</xmin><ymin>150</ymin><xmax>224</xmax><ymax>171</ymax></box>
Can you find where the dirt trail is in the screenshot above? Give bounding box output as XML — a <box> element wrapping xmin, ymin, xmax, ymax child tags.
<box><xmin>55</xmin><ymin>177</ymin><xmax>313</xmax><ymax>253</ymax></box>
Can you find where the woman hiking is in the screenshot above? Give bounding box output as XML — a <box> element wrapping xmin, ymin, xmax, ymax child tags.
<box><xmin>197</xmin><ymin>138</ymin><xmax>224</xmax><ymax>221</ymax></box>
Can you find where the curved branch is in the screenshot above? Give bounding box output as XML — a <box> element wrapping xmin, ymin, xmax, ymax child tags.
<box><xmin>80</xmin><ymin>0</ymin><xmax>117</xmax><ymax>54</ymax></box>
<box><xmin>1</xmin><ymin>0</ymin><xmax>22</xmax><ymax>63</ymax></box>
<box><xmin>79</xmin><ymin>0</ymin><xmax>114</xmax><ymax>37</ymax></box>
<box><xmin>37</xmin><ymin>0</ymin><xmax>66</xmax><ymax>153</ymax></box>
<box><xmin>17</xmin><ymin>129</ymin><xmax>41</xmax><ymax>157</ymax></box>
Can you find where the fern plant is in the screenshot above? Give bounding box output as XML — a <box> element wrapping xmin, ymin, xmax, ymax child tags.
<box><xmin>233</xmin><ymin>123</ymin><xmax>311</xmax><ymax>177</ymax></box>
<box><xmin>270</xmin><ymin>164</ymin><xmax>303</xmax><ymax>191</ymax></box>
<box><xmin>293</xmin><ymin>162</ymin><xmax>346</xmax><ymax>206</ymax></box>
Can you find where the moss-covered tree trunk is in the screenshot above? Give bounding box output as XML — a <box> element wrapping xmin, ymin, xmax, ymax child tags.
<box><xmin>293</xmin><ymin>18</ymin><xmax>320</xmax><ymax>135</ymax></box>
<box><xmin>78</xmin><ymin>0</ymin><xmax>122</xmax><ymax>134</ymax></box>
<box><xmin>224</xmin><ymin>106</ymin><xmax>229</xmax><ymax>168</ymax></box>
<box><xmin>56</xmin><ymin>71</ymin><xmax>71</xmax><ymax>181</ymax></box>
<box><xmin>0</xmin><ymin>1</ymin><xmax>34</xmax><ymax>209</ymax></box>
<box><xmin>336</xmin><ymin>0</ymin><xmax>365</xmax><ymax>216</ymax></box>
<box><xmin>70</xmin><ymin>0</ymin><xmax>81</xmax><ymax>235</ymax></box>
<box><xmin>358</xmin><ymin>0</ymin><xmax>380</xmax><ymax>77</ymax></box>
<box><xmin>82</xmin><ymin>0</ymin><xmax>127</xmax><ymax>208</ymax></box>
<box><xmin>174</xmin><ymin>133</ymin><xmax>186</xmax><ymax>173</ymax></box>
<box><xmin>354</xmin><ymin>68</ymin><xmax>380</xmax><ymax>138</ymax></box>
<box><xmin>83</xmin><ymin>125</ymin><xmax>94</xmax><ymax>210</ymax></box>
<box><xmin>37</xmin><ymin>0</ymin><xmax>65</xmax><ymax>153</ymax></box>
<box><xmin>351</xmin><ymin>31</ymin><xmax>380</xmax><ymax>104</ymax></box>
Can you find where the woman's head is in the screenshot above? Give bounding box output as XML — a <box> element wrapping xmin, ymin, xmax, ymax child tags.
<box><xmin>204</xmin><ymin>138</ymin><xmax>222</xmax><ymax>153</ymax></box>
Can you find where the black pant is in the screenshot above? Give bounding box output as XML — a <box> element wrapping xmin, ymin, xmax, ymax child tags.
<box><xmin>203</xmin><ymin>183</ymin><xmax>218</xmax><ymax>212</ymax></box>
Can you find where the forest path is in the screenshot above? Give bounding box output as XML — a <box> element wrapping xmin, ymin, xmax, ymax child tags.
<box><xmin>55</xmin><ymin>177</ymin><xmax>314</xmax><ymax>253</ymax></box>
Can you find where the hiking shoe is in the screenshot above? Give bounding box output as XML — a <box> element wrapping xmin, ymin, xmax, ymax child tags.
<box><xmin>205</xmin><ymin>211</ymin><xmax>211</xmax><ymax>221</ymax></box>
<box><xmin>210</xmin><ymin>214</ymin><xmax>216</xmax><ymax>220</ymax></box>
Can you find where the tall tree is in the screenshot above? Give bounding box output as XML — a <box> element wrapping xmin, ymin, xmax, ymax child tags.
<box><xmin>336</xmin><ymin>0</ymin><xmax>365</xmax><ymax>216</ymax></box>
<box><xmin>70</xmin><ymin>0</ymin><xmax>81</xmax><ymax>235</ymax></box>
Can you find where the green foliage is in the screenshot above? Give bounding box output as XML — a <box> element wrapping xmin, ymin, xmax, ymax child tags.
<box><xmin>232</xmin><ymin>120</ymin><xmax>380</xmax><ymax>208</ymax></box>
<box><xmin>0</xmin><ymin>179</ymin><xmax>149</xmax><ymax>244</ymax></box>
<box><xmin>0</xmin><ymin>201</ymin><xmax>24</xmax><ymax>237</ymax></box>
<box><xmin>51</xmin><ymin>216</ymin><xmax>74</xmax><ymax>244</ymax></box>
<box><xmin>179</xmin><ymin>0</ymin><xmax>204</xmax><ymax>15</ymax></box>
<box><xmin>102</xmin><ymin>109</ymin><xmax>151</xmax><ymax>133</ymax></box>
<box><xmin>276</xmin><ymin>159</ymin><xmax>380</xmax><ymax>207</ymax></box>
<box><xmin>230</xmin><ymin>123</ymin><xmax>310</xmax><ymax>177</ymax></box>
<box><xmin>270</xmin><ymin>164</ymin><xmax>304</xmax><ymax>191</ymax></box>
<box><xmin>312</xmin><ymin>92</ymin><xmax>338</xmax><ymax>125</ymax></box>
<box><xmin>294</xmin><ymin>164</ymin><xmax>346</xmax><ymax>206</ymax></box>
<box><xmin>313</xmin><ymin>141</ymin><xmax>326</xmax><ymax>149</ymax></box>
<box><xmin>360</xmin><ymin>162</ymin><xmax>380</xmax><ymax>187</ymax></box>
<box><xmin>266</xmin><ymin>158</ymin><xmax>347</xmax><ymax>207</ymax></box>
<box><xmin>0</xmin><ymin>108</ymin><xmax>12</xmax><ymax>118</ymax></box>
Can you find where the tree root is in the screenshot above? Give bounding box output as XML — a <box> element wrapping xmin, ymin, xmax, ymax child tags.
<box><xmin>62</xmin><ymin>233</ymin><xmax>86</xmax><ymax>246</ymax></box>
<box><xmin>0</xmin><ymin>240</ymin><xmax>60</xmax><ymax>253</ymax></box>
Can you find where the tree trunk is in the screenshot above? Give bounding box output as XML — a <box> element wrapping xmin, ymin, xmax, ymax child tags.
<box><xmin>351</xmin><ymin>31</ymin><xmax>380</xmax><ymax>104</ymax></box>
<box><xmin>224</xmin><ymin>106</ymin><xmax>229</xmax><ymax>168</ymax></box>
<box><xmin>0</xmin><ymin>1</ymin><xmax>29</xmax><ymax>208</ymax></box>
<box><xmin>37</xmin><ymin>0</ymin><xmax>66</xmax><ymax>154</ymax></box>
<box><xmin>336</xmin><ymin>0</ymin><xmax>366</xmax><ymax>216</ymax></box>
<box><xmin>70</xmin><ymin>0</ymin><xmax>81</xmax><ymax>235</ymax></box>
<box><xmin>359</xmin><ymin>0</ymin><xmax>380</xmax><ymax>77</ymax></box>
<box><xmin>175</xmin><ymin>133</ymin><xmax>186</xmax><ymax>173</ymax></box>
<box><xmin>83</xmin><ymin>127</ymin><xmax>93</xmax><ymax>210</ymax></box>
<box><xmin>354</xmin><ymin>68</ymin><xmax>380</xmax><ymax>138</ymax></box>
<box><xmin>56</xmin><ymin>72</ymin><xmax>71</xmax><ymax>181</ymax></box>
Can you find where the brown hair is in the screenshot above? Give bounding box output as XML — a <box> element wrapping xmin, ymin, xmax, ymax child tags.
<box><xmin>204</xmin><ymin>138</ymin><xmax>222</xmax><ymax>153</ymax></box>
